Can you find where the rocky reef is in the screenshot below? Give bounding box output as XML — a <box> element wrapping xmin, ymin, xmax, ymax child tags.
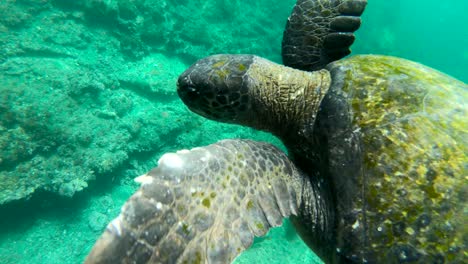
<box><xmin>0</xmin><ymin>0</ymin><xmax>292</xmax><ymax>204</ymax></box>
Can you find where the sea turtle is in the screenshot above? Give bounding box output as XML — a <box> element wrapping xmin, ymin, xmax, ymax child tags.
<box><xmin>85</xmin><ymin>0</ymin><xmax>467</xmax><ymax>263</ymax></box>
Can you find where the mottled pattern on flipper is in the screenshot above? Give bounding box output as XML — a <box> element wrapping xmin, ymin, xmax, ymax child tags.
<box><xmin>282</xmin><ymin>0</ymin><xmax>367</xmax><ymax>71</ymax></box>
<box><xmin>85</xmin><ymin>140</ymin><xmax>312</xmax><ymax>264</ymax></box>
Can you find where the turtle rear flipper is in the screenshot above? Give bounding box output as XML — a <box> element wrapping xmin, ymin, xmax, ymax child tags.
<box><xmin>85</xmin><ymin>139</ymin><xmax>331</xmax><ymax>263</ymax></box>
<box><xmin>282</xmin><ymin>0</ymin><xmax>367</xmax><ymax>71</ymax></box>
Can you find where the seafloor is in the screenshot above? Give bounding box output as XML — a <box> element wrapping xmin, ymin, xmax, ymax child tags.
<box><xmin>0</xmin><ymin>0</ymin><xmax>466</xmax><ymax>263</ymax></box>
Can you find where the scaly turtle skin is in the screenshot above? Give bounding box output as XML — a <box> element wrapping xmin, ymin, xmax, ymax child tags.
<box><xmin>86</xmin><ymin>0</ymin><xmax>467</xmax><ymax>263</ymax></box>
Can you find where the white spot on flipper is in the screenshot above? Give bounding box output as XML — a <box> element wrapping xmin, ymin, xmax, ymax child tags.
<box><xmin>108</xmin><ymin>215</ymin><xmax>123</xmax><ymax>236</ymax></box>
<box><xmin>203</xmin><ymin>150</ymin><xmax>212</xmax><ymax>159</ymax></box>
<box><xmin>158</xmin><ymin>153</ymin><xmax>184</xmax><ymax>168</ymax></box>
<box><xmin>156</xmin><ymin>202</ymin><xmax>162</xmax><ymax>210</ymax></box>
<box><xmin>134</xmin><ymin>174</ymin><xmax>153</xmax><ymax>185</ymax></box>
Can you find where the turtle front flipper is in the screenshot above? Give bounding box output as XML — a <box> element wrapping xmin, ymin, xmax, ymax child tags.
<box><xmin>85</xmin><ymin>139</ymin><xmax>332</xmax><ymax>264</ymax></box>
<box><xmin>282</xmin><ymin>0</ymin><xmax>367</xmax><ymax>71</ymax></box>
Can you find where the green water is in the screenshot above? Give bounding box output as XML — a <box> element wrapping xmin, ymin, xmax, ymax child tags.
<box><xmin>0</xmin><ymin>0</ymin><xmax>466</xmax><ymax>263</ymax></box>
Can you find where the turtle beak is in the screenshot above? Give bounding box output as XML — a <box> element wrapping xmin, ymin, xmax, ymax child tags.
<box><xmin>177</xmin><ymin>76</ymin><xmax>201</xmax><ymax>104</ymax></box>
<box><xmin>177</xmin><ymin>70</ymin><xmax>210</xmax><ymax>117</ymax></box>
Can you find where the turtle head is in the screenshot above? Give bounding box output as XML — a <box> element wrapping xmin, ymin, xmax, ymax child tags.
<box><xmin>177</xmin><ymin>54</ymin><xmax>254</xmax><ymax>124</ymax></box>
<box><xmin>178</xmin><ymin>54</ymin><xmax>331</xmax><ymax>138</ymax></box>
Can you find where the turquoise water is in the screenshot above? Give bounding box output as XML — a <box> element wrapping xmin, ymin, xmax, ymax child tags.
<box><xmin>0</xmin><ymin>0</ymin><xmax>466</xmax><ymax>263</ymax></box>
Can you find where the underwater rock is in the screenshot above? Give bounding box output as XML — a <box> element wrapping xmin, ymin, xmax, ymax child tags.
<box><xmin>88</xmin><ymin>211</ymin><xmax>109</xmax><ymax>232</ymax></box>
<box><xmin>0</xmin><ymin>0</ymin><xmax>291</xmax><ymax>204</ymax></box>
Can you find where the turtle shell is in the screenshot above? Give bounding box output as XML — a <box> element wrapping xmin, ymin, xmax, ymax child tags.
<box><xmin>312</xmin><ymin>55</ymin><xmax>467</xmax><ymax>263</ymax></box>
